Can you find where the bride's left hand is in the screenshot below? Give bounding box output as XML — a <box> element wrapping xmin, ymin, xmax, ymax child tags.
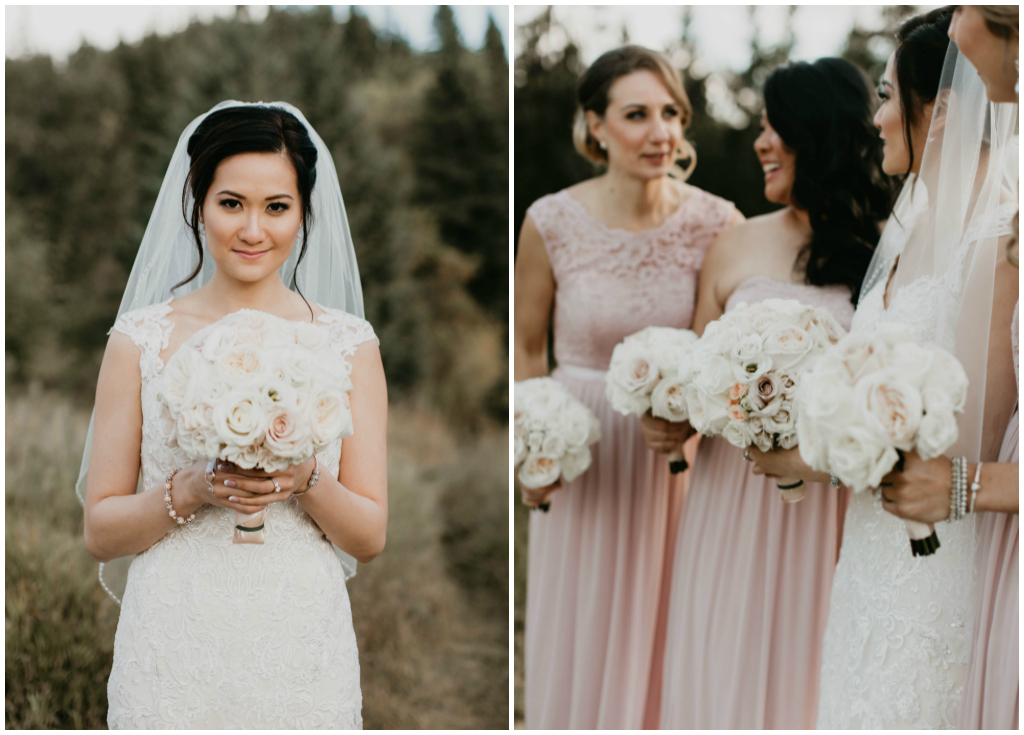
<box><xmin>877</xmin><ymin>450</ymin><xmax>952</xmax><ymax>524</ymax></box>
<box><xmin>214</xmin><ymin>459</ymin><xmax>316</xmax><ymax>508</ymax></box>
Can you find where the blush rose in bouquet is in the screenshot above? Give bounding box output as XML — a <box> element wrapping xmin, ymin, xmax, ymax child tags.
<box><xmin>796</xmin><ymin>323</ymin><xmax>968</xmax><ymax>556</ymax></box>
<box><xmin>160</xmin><ymin>311</ymin><xmax>354</xmax><ymax>544</ymax></box>
<box><xmin>514</xmin><ymin>378</ymin><xmax>600</xmax><ymax>507</ymax></box>
<box><xmin>605</xmin><ymin>326</ymin><xmax>699</xmax><ymax>473</ymax></box>
<box><xmin>685</xmin><ymin>299</ymin><xmax>846</xmax><ymax>502</ymax></box>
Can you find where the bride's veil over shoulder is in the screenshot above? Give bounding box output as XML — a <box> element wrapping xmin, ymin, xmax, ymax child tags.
<box><xmin>867</xmin><ymin>43</ymin><xmax>1018</xmax><ymax>464</ymax></box>
<box><xmin>76</xmin><ymin>100</ymin><xmax>365</xmax><ymax>602</ymax></box>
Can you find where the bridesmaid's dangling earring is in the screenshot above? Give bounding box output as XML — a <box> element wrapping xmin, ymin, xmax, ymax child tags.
<box><xmin>1015</xmin><ymin>59</ymin><xmax>1019</xmax><ymax>96</ymax></box>
<box><xmin>599</xmin><ymin>140</ymin><xmax>607</xmax><ymax>151</ymax></box>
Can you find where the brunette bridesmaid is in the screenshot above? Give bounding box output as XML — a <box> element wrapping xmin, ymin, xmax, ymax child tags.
<box><xmin>513</xmin><ymin>45</ymin><xmax>742</xmax><ymax>729</ymax></box>
<box><xmin>645</xmin><ymin>58</ymin><xmax>891</xmax><ymax>729</ymax></box>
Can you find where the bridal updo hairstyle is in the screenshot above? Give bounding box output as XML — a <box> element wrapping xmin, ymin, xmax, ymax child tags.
<box><xmin>177</xmin><ymin>105</ymin><xmax>319</xmax><ymax>292</ymax></box>
<box><xmin>573</xmin><ymin>45</ymin><xmax>697</xmax><ymax>179</ymax></box>
<box><xmin>892</xmin><ymin>7</ymin><xmax>954</xmax><ymax>178</ymax></box>
<box><xmin>976</xmin><ymin>5</ymin><xmax>1019</xmax><ymax>36</ymax></box>
<box><xmin>763</xmin><ymin>58</ymin><xmax>893</xmax><ymax>305</ymax></box>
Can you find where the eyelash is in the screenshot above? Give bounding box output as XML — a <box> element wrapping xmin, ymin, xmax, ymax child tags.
<box><xmin>876</xmin><ymin>86</ymin><xmax>890</xmax><ymax>101</ymax></box>
<box><xmin>218</xmin><ymin>199</ymin><xmax>290</xmax><ymax>213</ymax></box>
<box><xmin>627</xmin><ymin>109</ymin><xmax>679</xmax><ymax>120</ymax></box>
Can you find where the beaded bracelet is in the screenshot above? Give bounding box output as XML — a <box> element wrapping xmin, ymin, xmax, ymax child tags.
<box><xmin>165</xmin><ymin>467</ymin><xmax>196</xmax><ymax>526</ymax></box>
<box><xmin>950</xmin><ymin>457</ymin><xmax>968</xmax><ymax>521</ymax></box>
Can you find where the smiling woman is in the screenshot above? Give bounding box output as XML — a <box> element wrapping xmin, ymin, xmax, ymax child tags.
<box><xmin>79</xmin><ymin>102</ymin><xmax>387</xmax><ymax>729</ymax></box>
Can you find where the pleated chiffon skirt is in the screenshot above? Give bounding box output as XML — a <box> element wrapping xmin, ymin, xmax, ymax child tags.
<box><xmin>958</xmin><ymin>406</ymin><xmax>1019</xmax><ymax>729</ymax></box>
<box><xmin>524</xmin><ymin>365</ymin><xmax>689</xmax><ymax>730</ymax></box>
<box><xmin>660</xmin><ymin>435</ymin><xmax>849</xmax><ymax>729</ymax></box>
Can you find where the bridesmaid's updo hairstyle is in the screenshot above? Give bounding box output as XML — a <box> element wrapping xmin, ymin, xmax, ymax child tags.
<box><xmin>764</xmin><ymin>58</ymin><xmax>893</xmax><ymax>305</ymax></box>
<box><xmin>177</xmin><ymin>105</ymin><xmax>319</xmax><ymax>294</ymax></box>
<box><xmin>892</xmin><ymin>7</ymin><xmax>954</xmax><ymax>178</ymax></box>
<box><xmin>573</xmin><ymin>45</ymin><xmax>697</xmax><ymax>179</ymax></box>
<box><xmin>976</xmin><ymin>5</ymin><xmax>1019</xmax><ymax>37</ymax></box>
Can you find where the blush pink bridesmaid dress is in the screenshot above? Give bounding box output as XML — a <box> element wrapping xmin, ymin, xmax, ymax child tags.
<box><xmin>523</xmin><ymin>188</ymin><xmax>736</xmax><ymax>730</ymax></box>
<box><xmin>958</xmin><ymin>300</ymin><xmax>1019</xmax><ymax>729</ymax></box>
<box><xmin>659</xmin><ymin>276</ymin><xmax>854</xmax><ymax>730</ymax></box>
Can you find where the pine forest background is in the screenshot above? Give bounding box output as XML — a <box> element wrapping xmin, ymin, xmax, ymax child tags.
<box><xmin>6</xmin><ymin>6</ymin><xmax>508</xmax><ymax>729</ymax></box>
<box><xmin>513</xmin><ymin>5</ymin><xmax>918</xmax><ymax>723</ymax></box>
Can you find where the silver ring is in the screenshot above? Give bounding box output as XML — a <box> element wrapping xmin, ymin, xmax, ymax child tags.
<box><xmin>743</xmin><ymin>449</ymin><xmax>751</xmax><ymax>461</ymax></box>
<box><xmin>205</xmin><ymin>460</ymin><xmax>217</xmax><ymax>498</ymax></box>
<box><xmin>272</xmin><ymin>478</ymin><xmax>281</xmax><ymax>493</ymax></box>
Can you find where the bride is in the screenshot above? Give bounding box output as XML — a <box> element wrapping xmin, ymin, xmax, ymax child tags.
<box><xmin>753</xmin><ymin>8</ymin><xmax>1018</xmax><ymax>728</ymax></box>
<box><xmin>79</xmin><ymin>102</ymin><xmax>386</xmax><ymax>728</ymax></box>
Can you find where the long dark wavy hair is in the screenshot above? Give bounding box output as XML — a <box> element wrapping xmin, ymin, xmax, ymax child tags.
<box><xmin>177</xmin><ymin>105</ymin><xmax>319</xmax><ymax>313</ymax></box>
<box><xmin>764</xmin><ymin>58</ymin><xmax>893</xmax><ymax>305</ymax></box>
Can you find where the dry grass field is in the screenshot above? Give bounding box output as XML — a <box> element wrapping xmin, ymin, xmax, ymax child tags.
<box><xmin>5</xmin><ymin>391</ymin><xmax>508</xmax><ymax>729</ymax></box>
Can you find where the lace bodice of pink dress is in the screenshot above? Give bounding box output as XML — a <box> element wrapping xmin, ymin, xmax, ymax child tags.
<box><xmin>530</xmin><ymin>188</ymin><xmax>736</xmax><ymax>370</ymax></box>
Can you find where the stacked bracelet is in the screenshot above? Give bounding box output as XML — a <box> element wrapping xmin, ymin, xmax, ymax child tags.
<box><xmin>949</xmin><ymin>457</ymin><xmax>969</xmax><ymax>521</ymax></box>
<box><xmin>292</xmin><ymin>456</ymin><xmax>320</xmax><ymax>498</ymax></box>
<box><xmin>165</xmin><ymin>467</ymin><xmax>196</xmax><ymax>526</ymax></box>
<box><xmin>969</xmin><ymin>462</ymin><xmax>982</xmax><ymax>515</ymax></box>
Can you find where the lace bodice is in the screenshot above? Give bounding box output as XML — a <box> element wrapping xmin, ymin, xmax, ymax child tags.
<box><xmin>818</xmin><ymin>273</ymin><xmax>976</xmax><ymax>729</ymax></box>
<box><xmin>529</xmin><ymin>188</ymin><xmax>736</xmax><ymax>370</ymax></box>
<box><xmin>725</xmin><ymin>275</ymin><xmax>855</xmax><ymax>328</ymax></box>
<box><xmin>105</xmin><ymin>300</ymin><xmax>376</xmax><ymax>729</ymax></box>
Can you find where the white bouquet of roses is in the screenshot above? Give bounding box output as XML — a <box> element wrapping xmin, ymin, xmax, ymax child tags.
<box><xmin>514</xmin><ymin>378</ymin><xmax>600</xmax><ymax>502</ymax></box>
<box><xmin>605</xmin><ymin>326</ymin><xmax>699</xmax><ymax>473</ymax></box>
<box><xmin>685</xmin><ymin>299</ymin><xmax>847</xmax><ymax>502</ymax></box>
<box><xmin>796</xmin><ymin>322</ymin><xmax>968</xmax><ymax>555</ymax></box>
<box><xmin>160</xmin><ymin>311</ymin><xmax>354</xmax><ymax>543</ymax></box>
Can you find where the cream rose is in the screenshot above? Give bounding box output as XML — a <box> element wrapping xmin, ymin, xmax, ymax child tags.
<box><xmin>264</xmin><ymin>408</ymin><xmax>310</xmax><ymax>460</ymax></box>
<box><xmin>560</xmin><ymin>449</ymin><xmax>592</xmax><ymax>483</ymax></box>
<box><xmin>859</xmin><ymin>372</ymin><xmax>922</xmax><ymax>451</ymax></box>
<box><xmin>762</xmin><ymin>325</ymin><xmax>814</xmax><ymax>370</ymax></box>
<box><xmin>518</xmin><ymin>453</ymin><xmax>562</xmax><ymax>489</ymax></box>
<box><xmin>916</xmin><ymin>407</ymin><xmax>959</xmax><ymax>460</ymax></box>
<box><xmin>213</xmin><ymin>389</ymin><xmax>267</xmax><ymax>447</ymax></box>
<box><xmin>651</xmin><ymin>378</ymin><xmax>690</xmax><ymax>422</ymax></box>
<box><xmin>308</xmin><ymin>389</ymin><xmax>353</xmax><ymax>447</ymax></box>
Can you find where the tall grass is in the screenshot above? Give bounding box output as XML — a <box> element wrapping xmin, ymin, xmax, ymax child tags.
<box><xmin>5</xmin><ymin>392</ymin><xmax>508</xmax><ymax>729</ymax></box>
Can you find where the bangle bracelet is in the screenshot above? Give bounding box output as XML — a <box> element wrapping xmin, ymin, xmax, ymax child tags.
<box><xmin>165</xmin><ymin>467</ymin><xmax>196</xmax><ymax>526</ymax></box>
<box><xmin>969</xmin><ymin>462</ymin><xmax>982</xmax><ymax>514</ymax></box>
<box><xmin>292</xmin><ymin>456</ymin><xmax>320</xmax><ymax>498</ymax></box>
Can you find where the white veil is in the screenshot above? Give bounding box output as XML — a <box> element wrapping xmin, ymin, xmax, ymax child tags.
<box><xmin>883</xmin><ymin>44</ymin><xmax>1018</xmax><ymax>463</ymax></box>
<box><xmin>75</xmin><ymin>100</ymin><xmax>365</xmax><ymax>603</ymax></box>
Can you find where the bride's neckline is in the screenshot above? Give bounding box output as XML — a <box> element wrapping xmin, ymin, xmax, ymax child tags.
<box><xmin>153</xmin><ymin>298</ymin><xmax>331</xmax><ymax>370</ymax></box>
<box><xmin>559</xmin><ymin>186</ymin><xmax>697</xmax><ymax>236</ymax></box>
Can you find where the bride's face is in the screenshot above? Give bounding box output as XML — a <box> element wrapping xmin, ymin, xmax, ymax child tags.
<box><xmin>201</xmin><ymin>152</ymin><xmax>304</xmax><ymax>284</ymax></box>
<box><xmin>874</xmin><ymin>54</ymin><xmax>932</xmax><ymax>177</ymax></box>
<box><xmin>753</xmin><ymin>112</ymin><xmax>796</xmax><ymax>206</ymax></box>
<box><xmin>949</xmin><ymin>5</ymin><xmax>1018</xmax><ymax>103</ymax></box>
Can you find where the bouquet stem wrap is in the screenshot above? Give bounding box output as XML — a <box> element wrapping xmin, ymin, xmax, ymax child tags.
<box><xmin>233</xmin><ymin>509</ymin><xmax>266</xmax><ymax>544</ymax></box>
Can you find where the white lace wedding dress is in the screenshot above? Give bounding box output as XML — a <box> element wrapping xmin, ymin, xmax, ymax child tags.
<box><xmin>816</xmin><ymin>272</ymin><xmax>976</xmax><ymax>729</ymax></box>
<box><xmin>105</xmin><ymin>300</ymin><xmax>376</xmax><ymax>730</ymax></box>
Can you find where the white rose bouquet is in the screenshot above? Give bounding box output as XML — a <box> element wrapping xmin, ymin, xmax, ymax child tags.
<box><xmin>514</xmin><ymin>378</ymin><xmax>600</xmax><ymax>507</ymax></box>
<box><xmin>686</xmin><ymin>299</ymin><xmax>847</xmax><ymax>502</ymax></box>
<box><xmin>605</xmin><ymin>326</ymin><xmax>699</xmax><ymax>473</ymax></box>
<box><xmin>161</xmin><ymin>311</ymin><xmax>354</xmax><ymax>544</ymax></box>
<box><xmin>796</xmin><ymin>323</ymin><xmax>968</xmax><ymax>556</ymax></box>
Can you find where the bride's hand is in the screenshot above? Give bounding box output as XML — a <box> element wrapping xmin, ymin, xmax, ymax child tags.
<box><xmin>640</xmin><ymin>412</ymin><xmax>691</xmax><ymax>453</ymax></box>
<box><xmin>203</xmin><ymin>459</ymin><xmax>315</xmax><ymax>511</ymax></box>
<box><xmin>747</xmin><ymin>446</ymin><xmax>831</xmax><ymax>484</ymax></box>
<box><xmin>877</xmin><ymin>450</ymin><xmax>952</xmax><ymax>524</ymax></box>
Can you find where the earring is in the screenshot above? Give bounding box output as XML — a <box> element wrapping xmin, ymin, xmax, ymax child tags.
<box><xmin>1015</xmin><ymin>58</ymin><xmax>1019</xmax><ymax>96</ymax></box>
<box><xmin>599</xmin><ymin>140</ymin><xmax>607</xmax><ymax>151</ymax></box>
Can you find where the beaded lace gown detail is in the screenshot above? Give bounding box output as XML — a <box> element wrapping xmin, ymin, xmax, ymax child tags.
<box><xmin>816</xmin><ymin>270</ymin><xmax>977</xmax><ymax>729</ymax></box>
<box><xmin>958</xmin><ymin>300</ymin><xmax>1018</xmax><ymax>729</ymax></box>
<box><xmin>660</xmin><ymin>277</ymin><xmax>854</xmax><ymax>730</ymax></box>
<box><xmin>524</xmin><ymin>188</ymin><xmax>736</xmax><ymax>729</ymax></box>
<box><xmin>105</xmin><ymin>300</ymin><xmax>376</xmax><ymax>730</ymax></box>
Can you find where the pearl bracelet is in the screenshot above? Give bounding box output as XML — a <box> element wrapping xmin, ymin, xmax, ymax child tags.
<box><xmin>165</xmin><ymin>467</ymin><xmax>196</xmax><ymax>526</ymax></box>
<box><xmin>969</xmin><ymin>462</ymin><xmax>982</xmax><ymax>515</ymax></box>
